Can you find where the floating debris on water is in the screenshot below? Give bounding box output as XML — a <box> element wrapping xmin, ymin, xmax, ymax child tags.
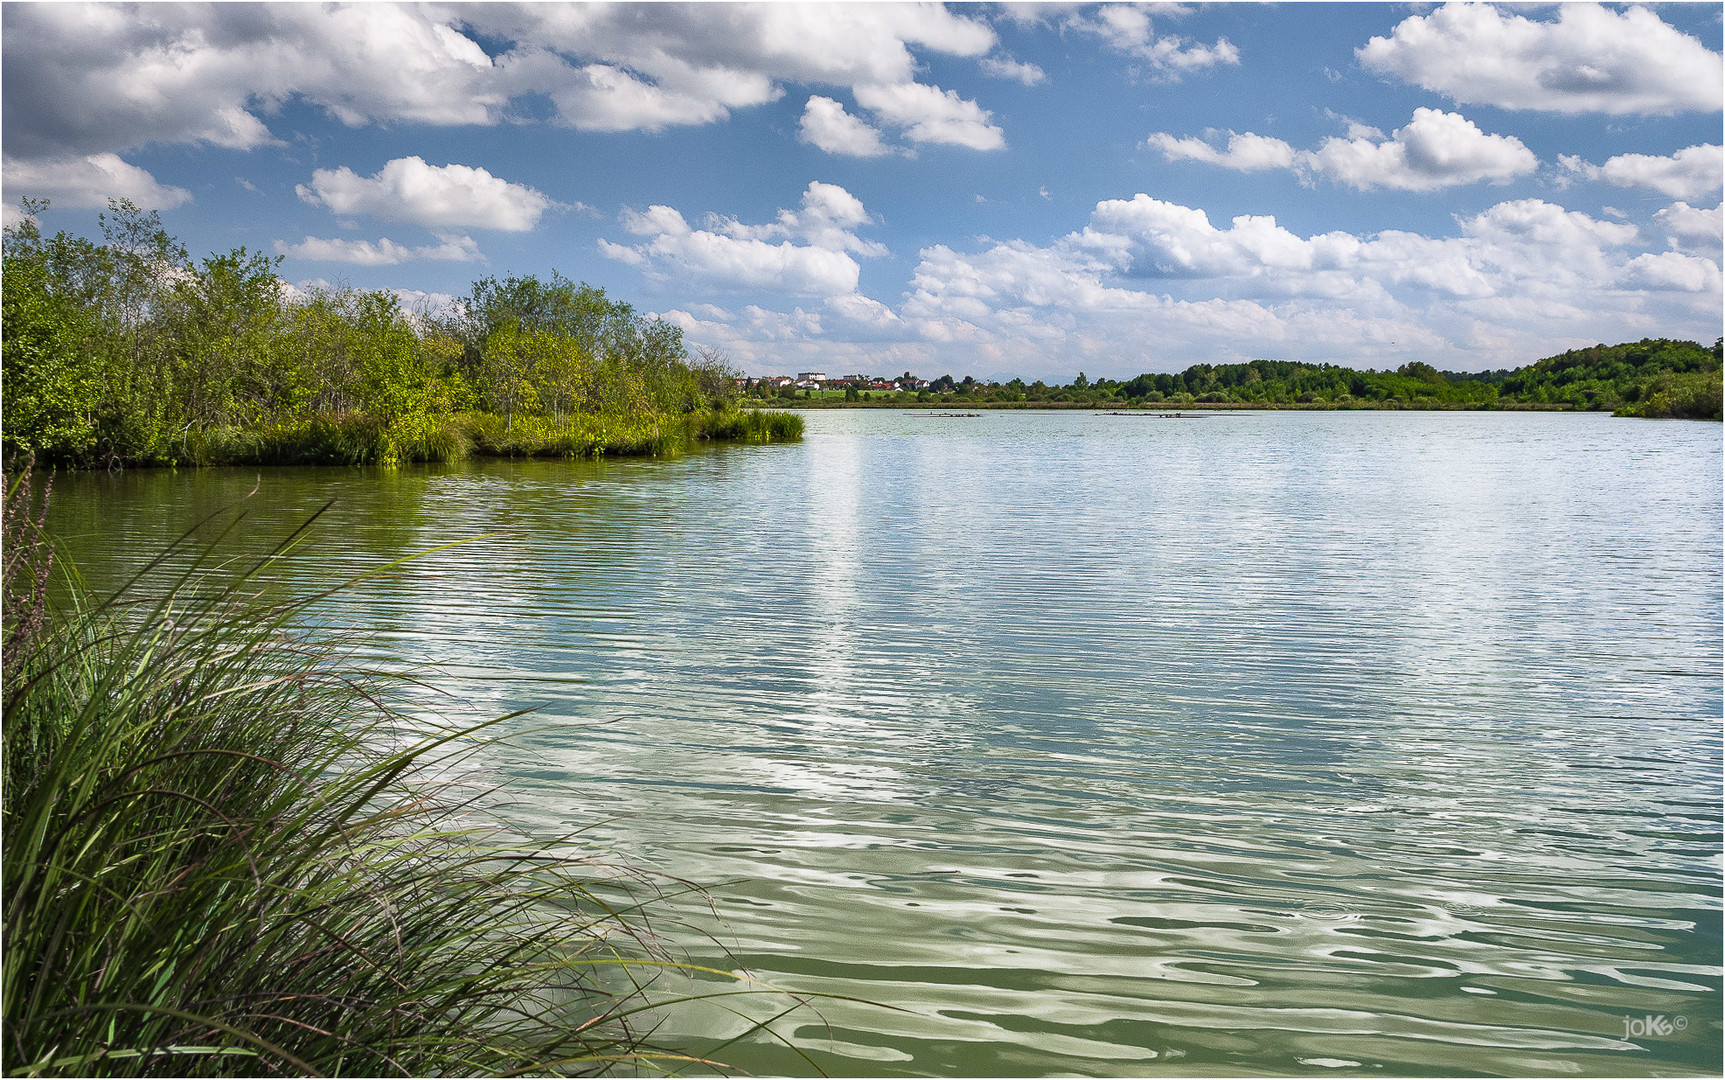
<box><xmin>1102</xmin><ymin>411</ymin><xmax>1212</xmax><ymax>418</ymax></box>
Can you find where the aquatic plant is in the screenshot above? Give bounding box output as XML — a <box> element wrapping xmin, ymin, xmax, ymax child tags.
<box><xmin>694</xmin><ymin>409</ymin><xmax>804</xmax><ymax>444</ymax></box>
<box><xmin>462</xmin><ymin>408</ymin><xmax>802</xmax><ymax>460</ymax></box>
<box><xmin>0</xmin><ymin>476</ymin><xmax>720</xmax><ymax>1076</ymax></box>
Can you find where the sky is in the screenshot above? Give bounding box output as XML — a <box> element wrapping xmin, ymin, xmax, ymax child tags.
<box><xmin>2</xmin><ymin>2</ymin><xmax>1721</xmax><ymax>382</ymax></box>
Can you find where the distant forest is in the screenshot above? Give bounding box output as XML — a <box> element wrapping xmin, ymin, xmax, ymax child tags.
<box><xmin>757</xmin><ymin>338</ymin><xmax>1724</xmax><ymax>420</ymax></box>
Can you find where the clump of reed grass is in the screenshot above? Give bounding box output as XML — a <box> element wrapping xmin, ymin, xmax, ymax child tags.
<box><xmin>462</xmin><ymin>413</ymin><xmax>681</xmax><ymax>459</ymax></box>
<box><xmin>691</xmin><ymin>410</ymin><xmax>803</xmax><ymax>444</ymax></box>
<box><xmin>459</xmin><ymin>408</ymin><xmax>801</xmax><ymax>460</ymax></box>
<box><xmin>164</xmin><ymin>415</ymin><xmax>472</xmax><ymax>467</ymax></box>
<box><xmin>0</xmin><ymin>479</ymin><xmax>719</xmax><ymax>1076</ymax></box>
<box><xmin>3</xmin><ymin>457</ymin><xmax>57</xmax><ymax>798</ymax></box>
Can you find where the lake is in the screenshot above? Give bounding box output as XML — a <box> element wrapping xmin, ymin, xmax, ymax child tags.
<box><xmin>46</xmin><ymin>409</ymin><xmax>1723</xmax><ymax>1076</ymax></box>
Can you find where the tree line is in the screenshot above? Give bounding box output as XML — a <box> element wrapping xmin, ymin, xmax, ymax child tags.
<box><xmin>756</xmin><ymin>340</ymin><xmax>1722</xmax><ymax>419</ymax></box>
<box><xmin>3</xmin><ymin>199</ymin><xmax>747</xmax><ymax>466</ymax></box>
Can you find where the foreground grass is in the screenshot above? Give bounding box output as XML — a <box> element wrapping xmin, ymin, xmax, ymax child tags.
<box><xmin>1</xmin><ymin>472</ymin><xmax>739</xmax><ymax>1076</ymax></box>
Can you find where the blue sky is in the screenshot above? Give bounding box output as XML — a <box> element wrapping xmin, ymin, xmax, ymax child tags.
<box><xmin>4</xmin><ymin>2</ymin><xmax>1721</xmax><ymax>381</ymax></box>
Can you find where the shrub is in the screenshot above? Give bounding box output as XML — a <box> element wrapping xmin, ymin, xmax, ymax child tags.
<box><xmin>1614</xmin><ymin>370</ymin><xmax>1724</xmax><ymax>421</ymax></box>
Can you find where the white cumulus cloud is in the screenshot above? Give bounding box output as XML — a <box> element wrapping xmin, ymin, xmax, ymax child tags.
<box><xmin>1080</xmin><ymin>194</ymin><xmax>1369</xmax><ymax>287</ymax></box>
<box><xmin>1150</xmin><ymin>110</ymin><xmax>1539</xmax><ymax>192</ymax></box>
<box><xmin>295</xmin><ymin>157</ymin><xmax>558</xmax><ymax>231</ymax></box>
<box><xmin>1304</xmin><ymin>108</ymin><xmax>1539</xmax><ymax>192</ymax></box>
<box><xmin>2</xmin><ymin>152</ymin><xmax>191</xmax><ymax>210</ymax></box>
<box><xmin>799</xmin><ymin>96</ymin><xmax>898</xmax><ymax>158</ymax></box>
<box><xmin>529</xmin><ymin>57</ymin><xmax>779</xmax><ymax>134</ymax></box>
<box><xmin>1358</xmin><ymin>3</ymin><xmax>1724</xmax><ymax>116</ymax></box>
<box><xmin>1</xmin><ymin>4</ymin><xmax>500</xmax><ymax>160</ymax></box>
<box><xmin>1654</xmin><ymin>201</ymin><xmax>1724</xmax><ymax>257</ymax></box>
<box><xmin>853</xmin><ymin>82</ymin><xmax>1005</xmax><ymax>151</ymax></box>
<box><xmin>826</xmin><ymin>291</ymin><xmax>903</xmax><ymax>329</ymax></box>
<box><xmin>274</xmin><ymin>234</ymin><xmax>481</xmax><ymax>265</ymax></box>
<box><xmin>392</xmin><ymin>288</ymin><xmax>462</xmax><ymax>321</ymax></box>
<box><xmin>979</xmin><ymin>56</ymin><xmax>1046</xmax><ymax>85</ymax></box>
<box><xmin>1</xmin><ymin>3</ymin><xmax>1006</xmax><ymax>160</ymax></box>
<box><xmin>1559</xmin><ymin>145</ymin><xmax>1724</xmax><ymax>202</ymax></box>
<box><xmin>1620</xmin><ymin>251</ymin><xmax>1723</xmax><ymax>293</ymax></box>
<box><xmin>708</xmin><ymin>181</ymin><xmax>889</xmax><ymax>258</ymax></box>
<box><xmin>1145</xmin><ymin>132</ymin><xmax>1297</xmax><ymax>172</ymax></box>
<box><xmin>1064</xmin><ymin>4</ymin><xmax>1239</xmax><ymax>78</ymax></box>
<box><xmin>601</xmin><ymin>182</ymin><xmax>889</xmax><ymax>297</ymax></box>
<box><xmin>887</xmin><ymin>191</ymin><xmax>1716</xmax><ymax>379</ymax></box>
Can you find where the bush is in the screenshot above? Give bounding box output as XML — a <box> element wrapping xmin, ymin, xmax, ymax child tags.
<box><xmin>1614</xmin><ymin>370</ymin><xmax>1724</xmax><ymax>420</ymax></box>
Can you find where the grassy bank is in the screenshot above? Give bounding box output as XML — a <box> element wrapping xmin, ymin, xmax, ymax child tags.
<box><xmin>97</xmin><ymin>408</ymin><xmax>803</xmax><ymax>468</ymax></box>
<box><xmin>1</xmin><ymin>472</ymin><xmax>718</xmax><ymax>1076</ymax></box>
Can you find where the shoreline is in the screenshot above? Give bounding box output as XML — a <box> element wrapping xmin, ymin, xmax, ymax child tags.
<box><xmin>749</xmin><ymin>399</ymin><xmax>1608</xmax><ymax>413</ymax></box>
<box><xmin>11</xmin><ymin>408</ymin><xmax>805</xmax><ymax>472</ymax></box>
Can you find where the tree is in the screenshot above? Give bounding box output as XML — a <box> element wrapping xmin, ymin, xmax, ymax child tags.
<box><xmin>1397</xmin><ymin>361</ymin><xmax>1445</xmax><ymax>383</ymax></box>
<box><xmin>478</xmin><ymin>322</ymin><xmax>540</xmax><ymax>429</ymax></box>
<box><xmin>166</xmin><ymin>247</ymin><xmax>286</xmax><ymax>429</ymax></box>
<box><xmin>690</xmin><ymin>345</ymin><xmax>740</xmax><ymax>409</ymax></box>
<box><xmin>2</xmin><ymin>248</ymin><xmax>99</xmax><ymax>457</ymax></box>
<box><xmin>350</xmin><ymin>292</ymin><xmax>427</xmax><ymax>427</ymax></box>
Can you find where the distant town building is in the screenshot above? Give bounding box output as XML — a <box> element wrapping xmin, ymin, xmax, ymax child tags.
<box><xmin>796</xmin><ymin>371</ymin><xmax>827</xmax><ymax>382</ymax></box>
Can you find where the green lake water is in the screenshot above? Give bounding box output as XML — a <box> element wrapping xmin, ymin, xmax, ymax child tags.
<box><xmin>47</xmin><ymin>409</ymin><xmax>1722</xmax><ymax>1076</ymax></box>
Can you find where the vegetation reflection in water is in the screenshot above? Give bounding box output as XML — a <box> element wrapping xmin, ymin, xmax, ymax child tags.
<box><xmin>44</xmin><ymin>410</ymin><xmax>1723</xmax><ymax>1077</ymax></box>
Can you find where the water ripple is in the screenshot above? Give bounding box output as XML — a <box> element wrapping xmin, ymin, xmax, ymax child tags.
<box><xmin>49</xmin><ymin>410</ymin><xmax>1722</xmax><ymax>1076</ymax></box>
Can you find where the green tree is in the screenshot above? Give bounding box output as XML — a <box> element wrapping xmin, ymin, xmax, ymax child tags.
<box><xmin>165</xmin><ymin>247</ymin><xmax>286</xmax><ymax>429</ymax></box>
<box><xmin>479</xmin><ymin>322</ymin><xmax>541</xmax><ymax>429</ymax></box>
<box><xmin>1</xmin><ymin>248</ymin><xmax>100</xmax><ymax>457</ymax></box>
<box><xmin>351</xmin><ymin>292</ymin><xmax>427</xmax><ymax>427</ymax></box>
<box><xmin>533</xmin><ymin>331</ymin><xmax>595</xmax><ymax>422</ymax></box>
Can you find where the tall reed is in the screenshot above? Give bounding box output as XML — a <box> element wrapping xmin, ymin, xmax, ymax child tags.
<box><xmin>692</xmin><ymin>410</ymin><xmax>804</xmax><ymax>444</ymax></box>
<box><xmin>1</xmin><ymin>475</ymin><xmax>722</xmax><ymax>1076</ymax></box>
